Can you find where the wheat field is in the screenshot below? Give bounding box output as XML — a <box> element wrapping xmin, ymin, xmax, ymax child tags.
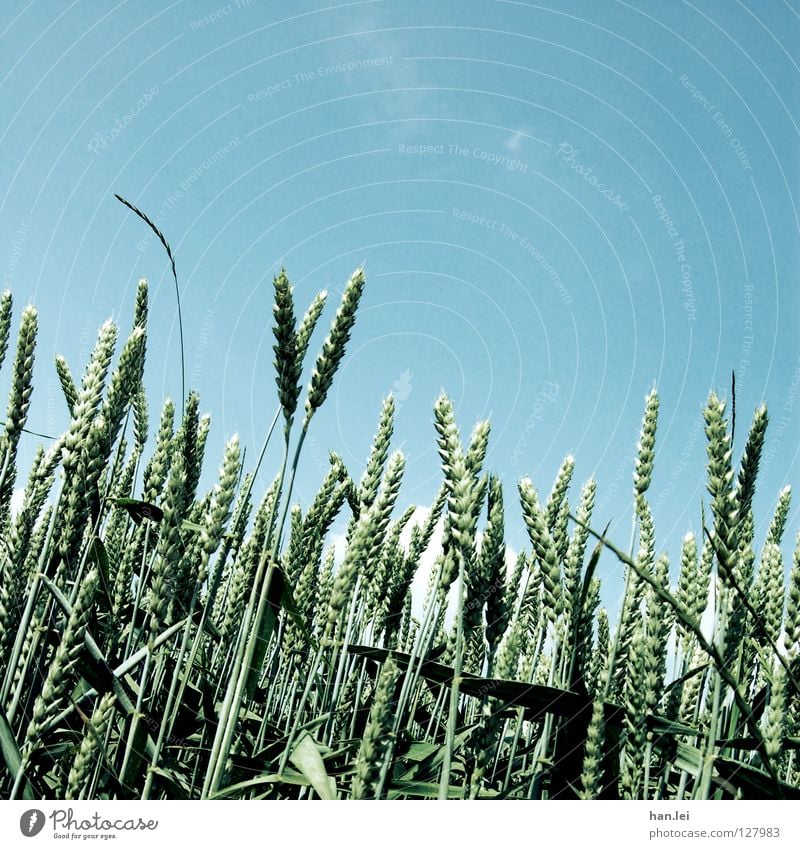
<box><xmin>0</xmin><ymin>267</ymin><xmax>797</xmax><ymax>801</ymax></box>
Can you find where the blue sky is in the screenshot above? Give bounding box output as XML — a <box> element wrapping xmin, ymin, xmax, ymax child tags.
<box><xmin>1</xmin><ymin>0</ymin><xmax>798</xmax><ymax>597</ymax></box>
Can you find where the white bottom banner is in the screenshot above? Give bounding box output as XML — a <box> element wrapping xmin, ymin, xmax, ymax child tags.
<box><xmin>0</xmin><ymin>801</ymin><xmax>795</xmax><ymax>848</ymax></box>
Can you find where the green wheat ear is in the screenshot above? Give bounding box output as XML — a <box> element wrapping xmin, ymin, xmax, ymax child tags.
<box><xmin>579</xmin><ymin>699</ymin><xmax>606</xmax><ymax>799</ymax></box>
<box><xmin>482</xmin><ymin>475</ymin><xmax>510</xmax><ymax>664</ymax></box>
<box><xmin>704</xmin><ymin>391</ymin><xmax>738</xmax><ymax>587</ymax></box>
<box><xmin>3</xmin><ymin>304</ymin><xmax>38</xmax><ymax>440</ymax></box>
<box><xmin>519</xmin><ymin>478</ymin><xmax>562</xmax><ymax>624</ymax></box>
<box><xmin>55</xmin><ymin>355</ymin><xmax>78</xmax><ymax>416</ymax></box>
<box><xmin>0</xmin><ymin>290</ymin><xmax>12</xmax><ymax>370</ymax></box>
<box><xmin>0</xmin><ymin>304</ymin><xmax>38</xmax><ymax>512</ymax></box>
<box><xmin>736</xmin><ymin>403</ymin><xmax>768</xmax><ymax>516</ymax></box>
<box><xmin>65</xmin><ymin>692</ymin><xmax>116</xmax><ymax>800</ymax></box>
<box><xmin>304</xmin><ymin>267</ymin><xmax>365</xmax><ymax>423</ymax></box>
<box><xmin>61</xmin><ymin>318</ymin><xmax>118</xmax><ymax>473</ymax></box>
<box><xmin>358</xmin><ymin>394</ymin><xmax>395</xmax><ymax>508</ymax></box>
<box><xmin>271</xmin><ymin>269</ymin><xmax>300</xmax><ymax>430</ymax></box>
<box><xmin>767</xmin><ymin>485</ymin><xmax>792</xmax><ymax>547</ymax></box>
<box><xmin>199</xmin><ymin>434</ymin><xmax>242</xmax><ymax>584</ymax></box>
<box><xmin>133</xmin><ymin>277</ymin><xmax>149</xmax><ymax>330</ymax></box>
<box><xmin>634</xmin><ymin>387</ymin><xmax>659</xmax><ymax>502</ymax></box>
<box><xmin>351</xmin><ymin>657</ymin><xmax>399</xmax><ymax>799</ymax></box>
<box><xmin>546</xmin><ymin>454</ymin><xmax>575</xmax><ymax>531</ymax></box>
<box><xmin>294</xmin><ymin>289</ymin><xmax>327</xmax><ymax>368</ymax></box>
<box><xmin>23</xmin><ymin>569</ymin><xmax>99</xmax><ymax>754</ymax></box>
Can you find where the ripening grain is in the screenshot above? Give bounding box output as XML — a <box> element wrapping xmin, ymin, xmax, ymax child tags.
<box><xmin>0</xmin><ymin>268</ymin><xmax>797</xmax><ymax>802</ymax></box>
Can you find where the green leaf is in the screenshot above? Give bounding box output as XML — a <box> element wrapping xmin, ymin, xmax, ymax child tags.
<box><xmin>146</xmin><ymin>766</ymin><xmax>192</xmax><ymax>800</ymax></box>
<box><xmin>210</xmin><ymin>769</ymin><xmax>310</xmax><ymax>799</ymax></box>
<box><xmin>714</xmin><ymin>756</ymin><xmax>800</xmax><ymax>799</ymax></box>
<box><xmin>398</xmin><ymin>741</ymin><xmax>440</xmax><ymax>763</ymax></box>
<box><xmin>89</xmin><ymin>536</ymin><xmax>114</xmax><ymax>614</ymax></box>
<box><xmin>288</xmin><ymin>731</ymin><xmax>337</xmax><ymax>800</ymax></box>
<box><xmin>674</xmin><ymin>742</ymin><xmax>800</xmax><ymax>799</ymax></box>
<box><xmin>647</xmin><ymin>716</ymin><xmax>699</xmax><ymax>737</ymax></box>
<box><xmin>280</xmin><ymin>579</ymin><xmax>318</xmax><ymax>652</ymax></box>
<box><xmin>119</xmin><ymin>713</ymin><xmax>150</xmax><ymax>790</ymax></box>
<box><xmin>0</xmin><ymin>711</ymin><xmax>34</xmax><ymax>799</ymax></box>
<box><xmin>113</xmin><ymin>498</ymin><xmax>164</xmax><ymax>524</ymax></box>
<box><xmin>349</xmin><ymin>644</ymin><xmax>597</xmax><ymax>724</ymax></box>
<box><xmin>388</xmin><ymin>779</ymin><xmax>486</xmax><ymax>799</ymax></box>
<box><xmin>665</xmin><ymin>663</ymin><xmax>709</xmax><ymax>692</ymax></box>
<box><xmin>245</xmin><ymin>563</ymin><xmax>285</xmax><ymax>702</ymax></box>
<box><xmin>398</xmin><ymin>729</ymin><xmax>474</xmax><ymax>782</ymax></box>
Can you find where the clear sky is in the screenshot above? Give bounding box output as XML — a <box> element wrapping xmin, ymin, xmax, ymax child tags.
<box><xmin>1</xmin><ymin>0</ymin><xmax>798</xmax><ymax>598</ymax></box>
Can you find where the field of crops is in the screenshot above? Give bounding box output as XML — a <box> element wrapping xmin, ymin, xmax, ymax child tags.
<box><xmin>0</xmin><ymin>266</ymin><xmax>798</xmax><ymax>800</ymax></box>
